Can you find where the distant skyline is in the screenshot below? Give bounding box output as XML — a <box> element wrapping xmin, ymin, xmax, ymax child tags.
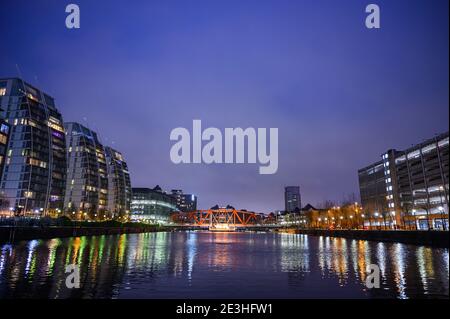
<box><xmin>1</xmin><ymin>0</ymin><xmax>448</xmax><ymax>213</ymax></box>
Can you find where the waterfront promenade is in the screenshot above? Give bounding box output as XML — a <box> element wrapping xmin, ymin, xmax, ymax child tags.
<box><xmin>279</xmin><ymin>228</ymin><xmax>449</xmax><ymax>248</ymax></box>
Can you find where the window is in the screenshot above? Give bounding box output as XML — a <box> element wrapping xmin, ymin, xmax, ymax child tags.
<box><xmin>0</xmin><ymin>124</ymin><xmax>9</xmax><ymax>134</ymax></box>
<box><xmin>28</xmin><ymin>158</ymin><xmax>47</xmax><ymax>168</ymax></box>
<box><xmin>24</xmin><ymin>191</ymin><xmax>34</xmax><ymax>198</ymax></box>
<box><xmin>0</xmin><ymin>88</ymin><xmax>6</xmax><ymax>96</ymax></box>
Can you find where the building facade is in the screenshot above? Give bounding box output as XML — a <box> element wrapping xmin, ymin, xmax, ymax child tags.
<box><xmin>181</xmin><ymin>193</ymin><xmax>197</xmax><ymax>212</ymax></box>
<box><xmin>105</xmin><ymin>146</ymin><xmax>131</xmax><ymax>220</ymax></box>
<box><xmin>0</xmin><ymin>114</ymin><xmax>10</xmax><ymax>213</ymax></box>
<box><xmin>284</xmin><ymin>186</ymin><xmax>301</xmax><ymax>213</ymax></box>
<box><xmin>359</xmin><ymin>132</ymin><xmax>449</xmax><ymax>230</ymax></box>
<box><xmin>64</xmin><ymin>122</ymin><xmax>109</xmax><ymax>220</ymax></box>
<box><xmin>131</xmin><ymin>186</ymin><xmax>179</xmax><ymax>224</ymax></box>
<box><xmin>171</xmin><ymin>189</ymin><xmax>197</xmax><ymax>212</ymax></box>
<box><xmin>0</xmin><ymin>78</ymin><xmax>66</xmax><ymax>217</ymax></box>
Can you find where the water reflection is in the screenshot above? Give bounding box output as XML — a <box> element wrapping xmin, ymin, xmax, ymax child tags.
<box><xmin>0</xmin><ymin>232</ymin><xmax>448</xmax><ymax>299</ymax></box>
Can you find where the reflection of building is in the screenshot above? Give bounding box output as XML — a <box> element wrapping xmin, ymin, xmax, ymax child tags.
<box><xmin>285</xmin><ymin>186</ymin><xmax>301</xmax><ymax>213</ymax></box>
<box><xmin>359</xmin><ymin>132</ymin><xmax>449</xmax><ymax>230</ymax></box>
<box><xmin>105</xmin><ymin>147</ymin><xmax>131</xmax><ymax>219</ymax></box>
<box><xmin>0</xmin><ymin>78</ymin><xmax>66</xmax><ymax>217</ymax></box>
<box><xmin>171</xmin><ymin>189</ymin><xmax>197</xmax><ymax>212</ymax></box>
<box><xmin>64</xmin><ymin>122</ymin><xmax>108</xmax><ymax>219</ymax></box>
<box><xmin>131</xmin><ymin>186</ymin><xmax>179</xmax><ymax>224</ymax></box>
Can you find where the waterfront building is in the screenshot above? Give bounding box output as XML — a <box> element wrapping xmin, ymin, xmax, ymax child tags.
<box><xmin>358</xmin><ymin>132</ymin><xmax>449</xmax><ymax>230</ymax></box>
<box><xmin>181</xmin><ymin>193</ymin><xmax>197</xmax><ymax>212</ymax></box>
<box><xmin>105</xmin><ymin>146</ymin><xmax>131</xmax><ymax>220</ymax></box>
<box><xmin>171</xmin><ymin>189</ymin><xmax>197</xmax><ymax>212</ymax></box>
<box><xmin>171</xmin><ymin>189</ymin><xmax>184</xmax><ymax>209</ymax></box>
<box><xmin>284</xmin><ymin>186</ymin><xmax>301</xmax><ymax>213</ymax></box>
<box><xmin>0</xmin><ymin>78</ymin><xmax>66</xmax><ymax>217</ymax></box>
<box><xmin>64</xmin><ymin>122</ymin><xmax>109</xmax><ymax>220</ymax></box>
<box><xmin>0</xmin><ymin>112</ymin><xmax>10</xmax><ymax>213</ymax></box>
<box><xmin>130</xmin><ymin>186</ymin><xmax>179</xmax><ymax>224</ymax></box>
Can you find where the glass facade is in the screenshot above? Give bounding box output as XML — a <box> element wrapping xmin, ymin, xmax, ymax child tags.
<box><xmin>0</xmin><ymin>78</ymin><xmax>66</xmax><ymax>217</ymax></box>
<box><xmin>170</xmin><ymin>189</ymin><xmax>197</xmax><ymax>212</ymax></box>
<box><xmin>0</xmin><ymin>117</ymin><xmax>10</xmax><ymax>213</ymax></box>
<box><xmin>64</xmin><ymin>122</ymin><xmax>108</xmax><ymax>220</ymax></box>
<box><xmin>284</xmin><ymin>186</ymin><xmax>301</xmax><ymax>213</ymax></box>
<box><xmin>105</xmin><ymin>146</ymin><xmax>131</xmax><ymax>220</ymax></box>
<box><xmin>131</xmin><ymin>187</ymin><xmax>179</xmax><ymax>224</ymax></box>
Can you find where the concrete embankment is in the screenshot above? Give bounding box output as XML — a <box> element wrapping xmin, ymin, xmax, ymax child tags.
<box><xmin>278</xmin><ymin>228</ymin><xmax>449</xmax><ymax>248</ymax></box>
<box><xmin>0</xmin><ymin>226</ymin><xmax>175</xmax><ymax>244</ymax></box>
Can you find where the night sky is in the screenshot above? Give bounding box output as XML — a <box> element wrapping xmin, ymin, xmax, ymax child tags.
<box><xmin>1</xmin><ymin>0</ymin><xmax>448</xmax><ymax>213</ymax></box>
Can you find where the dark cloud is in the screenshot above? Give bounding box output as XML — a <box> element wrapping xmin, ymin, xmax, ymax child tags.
<box><xmin>1</xmin><ymin>0</ymin><xmax>448</xmax><ymax>212</ymax></box>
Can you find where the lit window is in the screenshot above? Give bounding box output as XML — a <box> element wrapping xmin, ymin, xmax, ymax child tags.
<box><xmin>28</xmin><ymin>158</ymin><xmax>48</xmax><ymax>168</ymax></box>
<box><xmin>24</xmin><ymin>191</ymin><xmax>34</xmax><ymax>198</ymax></box>
<box><xmin>0</xmin><ymin>124</ymin><xmax>9</xmax><ymax>134</ymax></box>
<box><xmin>0</xmin><ymin>88</ymin><xmax>6</xmax><ymax>96</ymax></box>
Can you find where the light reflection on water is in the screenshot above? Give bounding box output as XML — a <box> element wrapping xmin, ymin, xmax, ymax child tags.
<box><xmin>0</xmin><ymin>232</ymin><xmax>448</xmax><ymax>299</ymax></box>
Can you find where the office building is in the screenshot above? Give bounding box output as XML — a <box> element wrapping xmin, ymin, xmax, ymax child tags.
<box><xmin>0</xmin><ymin>78</ymin><xmax>66</xmax><ymax>217</ymax></box>
<box><xmin>358</xmin><ymin>132</ymin><xmax>449</xmax><ymax>230</ymax></box>
<box><xmin>285</xmin><ymin>186</ymin><xmax>301</xmax><ymax>213</ymax></box>
<box><xmin>105</xmin><ymin>146</ymin><xmax>131</xmax><ymax>220</ymax></box>
<box><xmin>131</xmin><ymin>186</ymin><xmax>178</xmax><ymax>224</ymax></box>
<box><xmin>171</xmin><ymin>189</ymin><xmax>197</xmax><ymax>212</ymax></box>
<box><xmin>64</xmin><ymin>122</ymin><xmax>108</xmax><ymax>220</ymax></box>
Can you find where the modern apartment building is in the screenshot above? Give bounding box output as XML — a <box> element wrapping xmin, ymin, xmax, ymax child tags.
<box><xmin>0</xmin><ymin>78</ymin><xmax>66</xmax><ymax>217</ymax></box>
<box><xmin>358</xmin><ymin>132</ymin><xmax>449</xmax><ymax>230</ymax></box>
<box><xmin>284</xmin><ymin>186</ymin><xmax>301</xmax><ymax>213</ymax></box>
<box><xmin>131</xmin><ymin>186</ymin><xmax>179</xmax><ymax>224</ymax></box>
<box><xmin>64</xmin><ymin>122</ymin><xmax>109</xmax><ymax>220</ymax></box>
<box><xmin>105</xmin><ymin>146</ymin><xmax>131</xmax><ymax>220</ymax></box>
<box><xmin>0</xmin><ymin>114</ymin><xmax>11</xmax><ymax>212</ymax></box>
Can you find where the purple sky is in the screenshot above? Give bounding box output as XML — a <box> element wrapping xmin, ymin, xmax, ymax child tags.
<box><xmin>1</xmin><ymin>0</ymin><xmax>448</xmax><ymax>213</ymax></box>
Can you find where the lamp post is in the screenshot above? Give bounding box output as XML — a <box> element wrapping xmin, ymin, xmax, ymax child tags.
<box><xmin>438</xmin><ymin>186</ymin><xmax>447</xmax><ymax>231</ymax></box>
<box><xmin>374</xmin><ymin>212</ymin><xmax>379</xmax><ymax>230</ymax></box>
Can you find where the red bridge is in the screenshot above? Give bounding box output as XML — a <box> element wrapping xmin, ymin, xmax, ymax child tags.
<box><xmin>171</xmin><ymin>208</ymin><xmax>261</xmax><ymax>227</ymax></box>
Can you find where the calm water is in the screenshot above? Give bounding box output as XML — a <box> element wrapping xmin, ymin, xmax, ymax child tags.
<box><xmin>0</xmin><ymin>231</ymin><xmax>448</xmax><ymax>299</ymax></box>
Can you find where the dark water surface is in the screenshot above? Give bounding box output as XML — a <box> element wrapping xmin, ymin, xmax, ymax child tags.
<box><xmin>0</xmin><ymin>231</ymin><xmax>448</xmax><ymax>299</ymax></box>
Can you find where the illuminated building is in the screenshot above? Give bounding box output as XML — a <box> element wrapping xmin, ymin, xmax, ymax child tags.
<box><xmin>358</xmin><ymin>132</ymin><xmax>449</xmax><ymax>230</ymax></box>
<box><xmin>0</xmin><ymin>78</ymin><xmax>66</xmax><ymax>217</ymax></box>
<box><xmin>105</xmin><ymin>146</ymin><xmax>131</xmax><ymax>219</ymax></box>
<box><xmin>130</xmin><ymin>186</ymin><xmax>179</xmax><ymax>224</ymax></box>
<box><xmin>0</xmin><ymin>111</ymin><xmax>10</xmax><ymax>212</ymax></box>
<box><xmin>285</xmin><ymin>186</ymin><xmax>301</xmax><ymax>213</ymax></box>
<box><xmin>171</xmin><ymin>189</ymin><xmax>197</xmax><ymax>212</ymax></box>
<box><xmin>64</xmin><ymin>122</ymin><xmax>108</xmax><ymax>219</ymax></box>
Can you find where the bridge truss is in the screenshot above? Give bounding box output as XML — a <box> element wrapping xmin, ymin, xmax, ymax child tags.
<box><xmin>172</xmin><ymin>208</ymin><xmax>260</xmax><ymax>227</ymax></box>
